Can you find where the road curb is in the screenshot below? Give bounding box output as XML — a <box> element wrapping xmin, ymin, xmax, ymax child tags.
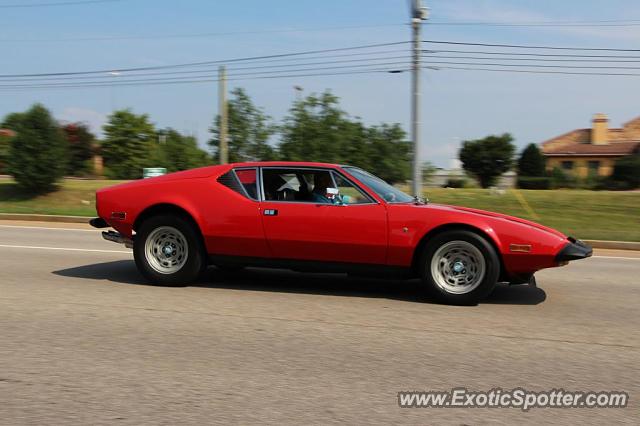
<box><xmin>1</xmin><ymin>213</ymin><xmax>639</xmax><ymax>251</ymax></box>
<box><xmin>0</xmin><ymin>213</ymin><xmax>90</xmax><ymax>224</ymax></box>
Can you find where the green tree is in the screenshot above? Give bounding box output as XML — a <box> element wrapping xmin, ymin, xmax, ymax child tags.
<box><xmin>459</xmin><ymin>133</ymin><xmax>515</xmax><ymax>188</ymax></box>
<box><xmin>279</xmin><ymin>91</ymin><xmax>410</xmax><ymax>183</ymax></box>
<box><xmin>365</xmin><ymin>123</ymin><xmax>411</xmax><ymax>183</ymax></box>
<box><xmin>1</xmin><ymin>114</ymin><xmax>25</xmax><ymax>175</ymax></box>
<box><xmin>209</xmin><ymin>88</ymin><xmax>276</xmax><ymax>162</ymax></box>
<box><xmin>517</xmin><ymin>143</ymin><xmax>546</xmax><ymax>177</ymax></box>
<box><xmin>3</xmin><ymin>104</ymin><xmax>68</xmax><ymax>193</ymax></box>
<box><xmin>102</xmin><ymin>109</ymin><xmax>156</xmax><ymax>179</ymax></box>
<box><xmin>280</xmin><ymin>92</ymin><xmax>348</xmax><ymax>163</ymax></box>
<box><xmin>155</xmin><ymin>128</ymin><xmax>210</xmax><ymax>172</ymax></box>
<box><xmin>62</xmin><ymin>123</ymin><xmax>95</xmax><ymax>176</ymax></box>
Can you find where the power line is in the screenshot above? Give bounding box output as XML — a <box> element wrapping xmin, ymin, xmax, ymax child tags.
<box><xmin>424</xmin><ymin>60</ymin><xmax>640</xmax><ymax>70</ymax></box>
<box><xmin>0</xmin><ymin>0</ymin><xmax>123</xmax><ymax>8</ymax></box>
<box><xmin>427</xmin><ymin>19</ymin><xmax>640</xmax><ymax>27</ymax></box>
<box><xmin>0</xmin><ymin>55</ymin><xmax>412</xmax><ymax>82</ymax></box>
<box><xmin>0</xmin><ymin>41</ymin><xmax>410</xmax><ymax>78</ymax></box>
<box><xmin>0</xmin><ymin>67</ymin><xmax>409</xmax><ymax>91</ymax></box>
<box><xmin>423</xmin><ymin>55</ymin><xmax>640</xmax><ymax>63</ymax></box>
<box><xmin>0</xmin><ymin>48</ymin><xmax>410</xmax><ymax>80</ymax></box>
<box><xmin>0</xmin><ymin>62</ymin><xmax>411</xmax><ymax>87</ymax></box>
<box><xmin>4</xmin><ymin>55</ymin><xmax>640</xmax><ymax>91</ymax></box>
<box><xmin>423</xmin><ymin>49</ymin><xmax>640</xmax><ymax>59</ymax></box>
<box><xmin>428</xmin><ymin>65</ymin><xmax>640</xmax><ymax>77</ymax></box>
<box><xmin>423</xmin><ymin>40</ymin><xmax>640</xmax><ymax>52</ymax></box>
<box><xmin>6</xmin><ymin>38</ymin><xmax>640</xmax><ymax>79</ymax></box>
<box><xmin>0</xmin><ymin>23</ymin><xmax>405</xmax><ymax>42</ymax></box>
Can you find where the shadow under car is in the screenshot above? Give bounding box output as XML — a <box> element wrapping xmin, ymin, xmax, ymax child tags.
<box><xmin>53</xmin><ymin>260</ymin><xmax>546</xmax><ymax>306</ymax></box>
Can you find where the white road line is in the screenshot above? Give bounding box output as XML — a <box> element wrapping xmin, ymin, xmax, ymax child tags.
<box><xmin>0</xmin><ymin>225</ymin><xmax>97</xmax><ymax>232</ymax></box>
<box><xmin>0</xmin><ymin>244</ymin><xmax>130</xmax><ymax>254</ymax></box>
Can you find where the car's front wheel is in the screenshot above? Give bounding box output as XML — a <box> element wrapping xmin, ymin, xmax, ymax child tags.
<box><xmin>419</xmin><ymin>230</ymin><xmax>500</xmax><ymax>305</ymax></box>
<box><xmin>134</xmin><ymin>215</ymin><xmax>205</xmax><ymax>286</ymax></box>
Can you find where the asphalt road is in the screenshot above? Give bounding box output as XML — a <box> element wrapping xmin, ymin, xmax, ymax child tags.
<box><xmin>0</xmin><ymin>221</ymin><xmax>638</xmax><ymax>425</ymax></box>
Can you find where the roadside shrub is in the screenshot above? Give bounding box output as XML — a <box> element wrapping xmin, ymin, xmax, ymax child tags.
<box><xmin>517</xmin><ymin>176</ymin><xmax>551</xmax><ymax>190</ymax></box>
<box><xmin>0</xmin><ymin>134</ymin><xmax>10</xmax><ymax>174</ymax></box>
<box><xmin>610</xmin><ymin>154</ymin><xmax>640</xmax><ymax>189</ymax></box>
<box><xmin>444</xmin><ymin>178</ymin><xmax>466</xmax><ymax>188</ymax></box>
<box><xmin>592</xmin><ymin>177</ymin><xmax>630</xmax><ymax>191</ymax></box>
<box><xmin>549</xmin><ymin>167</ymin><xmax>577</xmax><ymax>189</ymax></box>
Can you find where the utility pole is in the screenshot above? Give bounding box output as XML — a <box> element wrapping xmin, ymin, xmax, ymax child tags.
<box><xmin>218</xmin><ymin>65</ymin><xmax>229</xmax><ymax>164</ymax></box>
<box><xmin>410</xmin><ymin>0</ymin><xmax>428</xmax><ymax>197</ymax></box>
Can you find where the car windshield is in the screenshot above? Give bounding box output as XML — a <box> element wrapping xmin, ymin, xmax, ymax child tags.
<box><xmin>343</xmin><ymin>167</ymin><xmax>414</xmax><ymax>204</ymax></box>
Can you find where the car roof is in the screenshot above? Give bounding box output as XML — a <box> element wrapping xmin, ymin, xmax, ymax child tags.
<box><xmin>227</xmin><ymin>161</ymin><xmax>343</xmax><ymax>169</ymax></box>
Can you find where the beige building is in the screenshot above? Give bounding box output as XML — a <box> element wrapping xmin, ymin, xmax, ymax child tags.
<box><xmin>541</xmin><ymin>114</ymin><xmax>640</xmax><ymax>178</ymax></box>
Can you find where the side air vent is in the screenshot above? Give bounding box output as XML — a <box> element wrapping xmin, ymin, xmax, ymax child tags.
<box><xmin>217</xmin><ymin>171</ymin><xmax>245</xmax><ymax>196</ymax></box>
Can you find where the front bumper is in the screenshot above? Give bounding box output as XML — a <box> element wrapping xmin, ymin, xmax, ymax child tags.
<box><xmin>555</xmin><ymin>238</ymin><xmax>593</xmax><ymax>262</ymax></box>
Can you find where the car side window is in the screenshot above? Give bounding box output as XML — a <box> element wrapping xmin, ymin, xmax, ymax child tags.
<box><xmin>217</xmin><ymin>168</ymin><xmax>258</xmax><ymax>200</ymax></box>
<box><xmin>331</xmin><ymin>172</ymin><xmax>373</xmax><ymax>205</ymax></box>
<box><xmin>262</xmin><ymin>168</ymin><xmax>336</xmax><ymax>203</ymax></box>
<box><xmin>235</xmin><ymin>168</ymin><xmax>258</xmax><ymax>199</ymax></box>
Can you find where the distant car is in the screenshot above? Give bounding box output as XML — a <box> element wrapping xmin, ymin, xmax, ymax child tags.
<box><xmin>90</xmin><ymin>162</ymin><xmax>591</xmax><ymax>305</ymax></box>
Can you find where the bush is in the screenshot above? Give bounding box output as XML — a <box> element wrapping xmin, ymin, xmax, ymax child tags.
<box><xmin>5</xmin><ymin>104</ymin><xmax>68</xmax><ymax>193</ymax></box>
<box><xmin>0</xmin><ymin>134</ymin><xmax>10</xmax><ymax>174</ymax></box>
<box><xmin>592</xmin><ymin>177</ymin><xmax>628</xmax><ymax>191</ymax></box>
<box><xmin>610</xmin><ymin>154</ymin><xmax>640</xmax><ymax>189</ymax></box>
<box><xmin>517</xmin><ymin>176</ymin><xmax>551</xmax><ymax>189</ymax></box>
<box><xmin>444</xmin><ymin>178</ymin><xmax>466</xmax><ymax>188</ymax></box>
<box><xmin>549</xmin><ymin>167</ymin><xmax>578</xmax><ymax>189</ymax></box>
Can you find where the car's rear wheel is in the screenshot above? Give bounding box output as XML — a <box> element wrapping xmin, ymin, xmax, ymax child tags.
<box><xmin>134</xmin><ymin>215</ymin><xmax>205</xmax><ymax>286</ymax></box>
<box><xmin>419</xmin><ymin>230</ymin><xmax>500</xmax><ymax>305</ymax></box>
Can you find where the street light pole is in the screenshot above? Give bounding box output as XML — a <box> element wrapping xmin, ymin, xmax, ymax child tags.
<box><xmin>410</xmin><ymin>0</ymin><xmax>428</xmax><ymax>197</ymax></box>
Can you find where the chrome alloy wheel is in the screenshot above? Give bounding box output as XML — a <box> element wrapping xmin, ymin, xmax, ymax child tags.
<box><xmin>144</xmin><ymin>226</ymin><xmax>189</xmax><ymax>274</ymax></box>
<box><xmin>430</xmin><ymin>240</ymin><xmax>486</xmax><ymax>295</ymax></box>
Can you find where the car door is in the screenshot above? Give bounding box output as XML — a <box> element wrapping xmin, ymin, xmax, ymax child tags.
<box><xmin>259</xmin><ymin>167</ymin><xmax>388</xmax><ymax>265</ymax></box>
<box><xmin>204</xmin><ymin>167</ymin><xmax>271</xmax><ymax>258</ymax></box>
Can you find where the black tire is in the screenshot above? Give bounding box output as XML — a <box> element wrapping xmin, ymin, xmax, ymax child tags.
<box><xmin>418</xmin><ymin>230</ymin><xmax>500</xmax><ymax>305</ymax></box>
<box><xmin>134</xmin><ymin>214</ymin><xmax>205</xmax><ymax>286</ymax></box>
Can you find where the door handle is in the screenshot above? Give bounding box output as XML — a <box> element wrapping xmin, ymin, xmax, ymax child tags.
<box><xmin>263</xmin><ymin>209</ymin><xmax>278</xmax><ymax>216</ymax></box>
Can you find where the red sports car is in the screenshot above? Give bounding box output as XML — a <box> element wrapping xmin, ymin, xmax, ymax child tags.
<box><xmin>90</xmin><ymin>162</ymin><xmax>591</xmax><ymax>304</ymax></box>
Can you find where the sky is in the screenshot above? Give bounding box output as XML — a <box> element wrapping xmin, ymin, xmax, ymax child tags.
<box><xmin>1</xmin><ymin>0</ymin><xmax>639</xmax><ymax>168</ymax></box>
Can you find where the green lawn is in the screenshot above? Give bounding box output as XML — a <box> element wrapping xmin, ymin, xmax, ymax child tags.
<box><xmin>421</xmin><ymin>187</ymin><xmax>640</xmax><ymax>242</ymax></box>
<box><xmin>0</xmin><ymin>178</ymin><xmax>126</xmax><ymax>217</ymax></box>
<box><xmin>1</xmin><ymin>178</ymin><xmax>638</xmax><ymax>241</ymax></box>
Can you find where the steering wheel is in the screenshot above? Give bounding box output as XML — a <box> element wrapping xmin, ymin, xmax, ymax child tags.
<box><xmin>385</xmin><ymin>192</ymin><xmax>397</xmax><ymax>202</ymax></box>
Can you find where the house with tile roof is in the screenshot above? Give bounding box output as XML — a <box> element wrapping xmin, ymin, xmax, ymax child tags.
<box><xmin>541</xmin><ymin>114</ymin><xmax>640</xmax><ymax>178</ymax></box>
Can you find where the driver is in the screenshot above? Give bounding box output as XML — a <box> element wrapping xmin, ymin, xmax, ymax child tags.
<box><xmin>310</xmin><ymin>173</ymin><xmax>334</xmax><ymax>204</ymax></box>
